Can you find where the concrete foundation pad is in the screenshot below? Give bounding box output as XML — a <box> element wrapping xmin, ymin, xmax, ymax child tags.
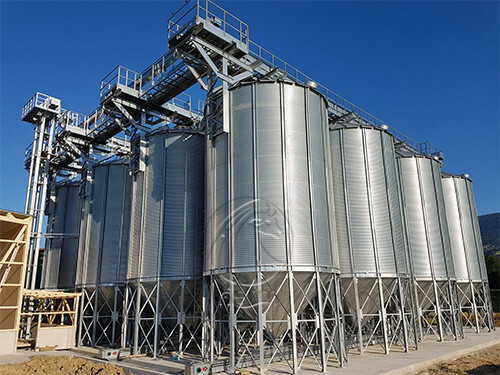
<box><xmin>338</xmin><ymin>330</ymin><xmax>500</xmax><ymax>375</ymax></box>
<box><xmin>0</xmin><ymin>330</ymin><xmax>498</xmax><ymax>374</ymax></box>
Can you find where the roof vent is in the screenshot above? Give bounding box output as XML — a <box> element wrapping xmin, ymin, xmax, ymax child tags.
<box><xmin>305</xmin><ymin>80</ymin><xmax>318</xmax><ymax>89</ymax></box>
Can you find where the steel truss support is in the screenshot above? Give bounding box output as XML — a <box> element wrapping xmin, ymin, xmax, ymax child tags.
<box><xmin>24</xmin><ymin>116</ymin><xmax>56</xmax><ymax>290</ymax></box>
<box><xmin>77</xmin><ymin>285</ymin><xmax>125</xmax><ymax>348</ymax></box>
<box><xmin>341</xmin><ymin>276</ymin><xmax>416</xmax><ymax>355</ymax></box>
<box><xmin>412</xmin><ymin>279</ymin><xmax>462</xmax><ymax>342</ymax></box>
<box><xmin>123</xmin><ymin>279</ymin><xmax>203</xmax><ymax>356</ymax></box>
<box><xmin>205</xmin><ymin>271</ymin><xmax>345</xmax><ymax>374</ymax></box>
<box><xmin>456</xmin><ymin>281</ymin><xmax>494</xmax><ymax>332</ymax></box>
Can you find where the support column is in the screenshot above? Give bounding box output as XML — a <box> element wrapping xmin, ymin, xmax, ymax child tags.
<box><xmin>377</xmin><ymin>278</ymin><xmax>389</xmax><ymax>354</ymax></box>
<box><xmin>288</xmin><ymin>271</ymin><xmax>299</xmax><ymax>374</ymax></box>
<box><xmin>257</xmin><ymin>272</ymin><xmax>265</xmax><ymax>375</ymax></box>
<box><xmin>133</xmin><ymin>282</ymin><xmax>141</xmax><ymax>355</ymax></box>
<box><xmin>398</xmin><ymin>278</ymin><xmax>410</xmax><ymax>352</ymax></box>
<box><xmin>315</xmin><ymin>273</ymin><xmax>327</xmax><ymax>372</ymax></box>
<box><xmin>352</xmin><ymin>277</ymin><xmax>364</xmax><ymax>353</ymax></box>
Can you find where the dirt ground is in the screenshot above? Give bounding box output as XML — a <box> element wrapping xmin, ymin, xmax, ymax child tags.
<box><xmin>416</xmin><ymin>343</ymin><xmax>500</xmax><ymax>375</ymax></box>
<box><xmin>494</xmin><ymin>312</ymin><xmax>500</xmax><ymax>327</ymax></box>
<box><xmin>0</xmin><ymin>355</ymin><xmax>134</xmax><ymax>375</ymax></box>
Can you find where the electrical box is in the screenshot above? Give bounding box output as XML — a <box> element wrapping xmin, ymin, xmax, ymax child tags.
<box><xmin>184</xmin><ymin>362</ymin><xmax>211</xmax><ymax>375</ymax></box>
<box><xmin>99</xmin><ymin>348</ymin><xmax>119</xmax><ymax>361</ymax></box>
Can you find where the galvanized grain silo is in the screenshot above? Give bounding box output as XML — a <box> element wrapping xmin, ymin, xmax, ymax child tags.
<box><xmin>124</xmin><ymin>128</ymin><xmax>204</xmax><ymax>357</ymax></box>
<box><xmin>77</xmin><ymin>159</ymin><xmax>132</xmax><ymax>347</ymax></box>
<box><xmin>205</xmin><ymin>80</ymin><xmax>345</xmax><ymax>373</ymax></box>
<box><xmin>397</xmin><ymin>153</ymin><xmax>461</xmax><ymax>341</ymax></box>
<box><xmin>329</xmin><ymin>120</ymin><xmax>415</xmax><ymax>354</ymax></box>
<box><xmin>441</xmin><ymin>173</ymin><xmax>494</xmax><ymax>331</ymax></box>
<box><xmin>43</xmin><ymin>182</ymin><xmax>82</xmax><ymax>290</ymax></box>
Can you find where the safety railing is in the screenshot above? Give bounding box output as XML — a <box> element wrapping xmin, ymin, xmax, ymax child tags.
<box><xmin>168</xmin><ymin>0</ymin><xmax>249</xmax><ymax>47</ymax></box>
<box><xmin>100</xmin><ymin>65</ymin><xmax>142</xmax><ymax>99</ymax></box>
<box><xmin>139</xmin><ymin>51</ymin><xmax>180</xmax><ymax>95</ymax></box>
<box><xmin>418</xmin><ymin>141</ymin><xmax>442</xmax><ymax>157</ymax></box>
<box><xmin>21</xmin><ymin>92</ymin><xmax>61</xmax><ymax>120</ymax></box>
<box><xmin>169</xmin><ymin>92</ymin><xmax>195</xmax><ymax>113</ymax></box>
<box><xmin>82</xmin><ymin>106</ymin><xmax>111</xmax><ymax>135</ymax></box>
<box><xmin>246</xmin><ymin>39</ymin><xmax>440</xmax><ymax>156</ymax></box>
<box><xmin>100</xmin><ymin>0</ymin><xmax>440</xmax><ymax>156</ymax></box>
<box><xmin>59</xmin><ymin>109</ymin><xmax>88</xmax><ymax>131</ymax></box>
<box><xmin>22</xmin><ymin>93</ymin><xmax>39</xmax><ymax>120</ymax></box>
<box><xmin>167</xmin><ymin>0</ymin><xmax>198</xmax><ymax>40</ymax></box>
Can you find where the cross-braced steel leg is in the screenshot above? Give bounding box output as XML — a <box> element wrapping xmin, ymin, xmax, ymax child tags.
<box><xmin>77</xmin><ymin>285</ymin><xmax>125</xmax><ymax>348</ymax></box>
<box><xmin>126</xmin><ymin>279</ymin><xmax>203</xmax><ymax>357</ymax></box>
<box><xmin>456</xmin><ymin>281</ymin><xmax>493</xmax><ymax>332</ymax></box>
<box><xmin>78</xmin><ymin>287</ymin><xmax>97</xmax><ymax>346</ymax></box>
<box><xmin>341</xmin><ymin>277</ymin><xmax>415</xmax><ymax>355</ymax></box>
<box><xmin>207</xmin><ymin>271</ymin><xmax>345</xmax><ymax>374</ymax></box>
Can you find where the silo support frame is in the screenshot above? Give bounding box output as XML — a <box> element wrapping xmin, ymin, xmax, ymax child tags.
<box><xmin>482</xmin><ymin>281</ymin><xmax>496</xmax><ymax>331</ymax></box>
<box><xmin>413</xmin><ymin>280</ymin><xmax>462</xmax><ymax>342</ymax></box>
<box><xmin>341</xmin><ymin>277</ymin><xmax>415</xmax><ymax>354</ymax></box>
<box><xmin>449</xmin><ymin>281</ymin><xmax>465</xmax><ymax>340</ymax></box>
<box><xmin>77</xmin><ymin>285</ymin><xmax>125</xmax><ymax>348</ymax></box>
<box><xmin>125</xmin><ymin>279</ymin><xmax>203</xmax><ymax>356</ymax></box>
<box><xmin>206</xmin><ymin>271</ymin><xmax>345</xmax><ymax>374</ymax></box>
<box><xmin>456</xmin><ymin>281</ymin><xmax>493</xmax><ymax>332</ymax></box>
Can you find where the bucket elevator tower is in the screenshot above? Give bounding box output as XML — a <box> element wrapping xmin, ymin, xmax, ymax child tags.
<box><xmin>21</xmin><ymin>93</ymin><xmax>61</xmax><ymax>290</ymax></box>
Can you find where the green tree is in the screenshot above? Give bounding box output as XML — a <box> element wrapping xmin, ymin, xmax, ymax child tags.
<box><xmin>485</xmin><ymin>255</ymin><xmax>500</xmax><ymax>289</ymax></box>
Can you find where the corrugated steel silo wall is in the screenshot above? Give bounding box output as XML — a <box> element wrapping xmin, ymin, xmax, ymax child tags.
<box><xmin>206</xmin><ymin>132</ymin><xmax>230</xmax><ymax>271</ymax></box>
<box><xmin>205</xmin><ymin>81</ymin><xmax>338</xmax><ymax>273</ymax></box>
<box><xmin>83</xmin><ymin>162</ymin><xmax>131</xmax><ymax>285</ymax></box>
<box><xmin>44</xmin><ymin>186</ymin><xmax>68</xmax><ymax>289</ymax></box>
<box><xmin>100</xmin><ymin>164</ymin><xmax>131</xmax><ymax>284</ymax></box>
<box><xmin>131</xmin><ymin>131</ymin><xmax>204</xmax><ymax>280</ymax></box>
<box><xmin>76</xmin><ymin>178</ymin><xmax>91</xmax><ymax>286</ymax></box>
<box><xmin>329</xmin><ymin>126</ymin><xmax>407</xmax><ymax>276</ymax></box>
<box><xmin>466</xmin><ymin>181</ymin><xmax>488</xmax><ymax>281</ymax></box>
<box><xmin>127</xmin><ymin>171</ymin><xmax>144</xmax><ymax>280</ymax></box>
<box><xmin>397</xmin><ymin>156</ymin><xmax>454</xmax><ymax>279</ymax></box>
<box><xmin>442</xmin><ymin>175</ymin><xmax>484</xmax><ymax>281</ymax></box>
<box><xmin>57</xmin><ymin>184</ymin><xmax>82</xmax><ymax>289</ymax></box>
<box><xmin>44</xmin><ymin>183</ymin><xmax>81</xmax><ymax>290</ymax></box>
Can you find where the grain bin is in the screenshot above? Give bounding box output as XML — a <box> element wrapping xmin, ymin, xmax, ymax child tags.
<box><xmin>125</xmin><ymin>128</ymin><xmax>205</xmax><ymax>356</ymax></box>
<box><xmin>205</xmin><ymin>80</ymin><xmax>344</xmax><ymax>372</ymax></box>
<box><xmin>397</xmin><ymin>153</ymin><xmax>461</xmax><ymax>341</ymax></box>
<box><xmin>441</xmin><ymin>173</ymin><xmax>494</xmax><ymax>331</ymax></box>
<box><xmin>77</xmin><ymin>159</ymin><xmax>131</xmax><ymax>347</ymax></box>
<box><xmin>329</xmin><ymin>120</ymin><xmax>415</xmax><ymax>354</ymax></box>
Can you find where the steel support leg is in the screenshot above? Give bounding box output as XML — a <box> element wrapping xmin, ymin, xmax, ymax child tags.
<box><xmin>288</xmin><ymin>271</ymin><xmax>298</xmax><ymax>374</ymax></box>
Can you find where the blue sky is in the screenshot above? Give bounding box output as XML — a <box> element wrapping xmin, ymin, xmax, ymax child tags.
<box><xmin>1</xmin><ymin>0</ymin><xmax>499</xmax><ymax>215</ymax></box>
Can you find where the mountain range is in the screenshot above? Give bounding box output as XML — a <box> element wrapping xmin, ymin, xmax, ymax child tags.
<box><xmin>479</xmin><ymin>212</ymin><xmax>500</xmax><ymax>257</ymax></box>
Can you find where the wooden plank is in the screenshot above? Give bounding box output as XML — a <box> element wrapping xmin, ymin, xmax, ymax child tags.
<box><xmin>0</xmin><ymin>227</ymin><xmax>26</xmax><ymax>263</ymax></box>
<box><xmin>23</xmin><ymin>289</ymin><xmax>82</xmax><ymax>298</ymax></box>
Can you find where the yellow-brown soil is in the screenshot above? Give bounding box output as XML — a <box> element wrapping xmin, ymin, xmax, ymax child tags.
<box><xmin>416</xmin><ymin>343</ymin><xmax>500</xmax><ymax>374</ymax></box>
<box><xmin>493</xmin><ymin>312</ymin><xmax>500</xmax><ymax>327</ymax></box>
<box><xmin>0</xmin><ymin>355</ymin><xmax>134</xmax><ymax>375</ymax></box>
